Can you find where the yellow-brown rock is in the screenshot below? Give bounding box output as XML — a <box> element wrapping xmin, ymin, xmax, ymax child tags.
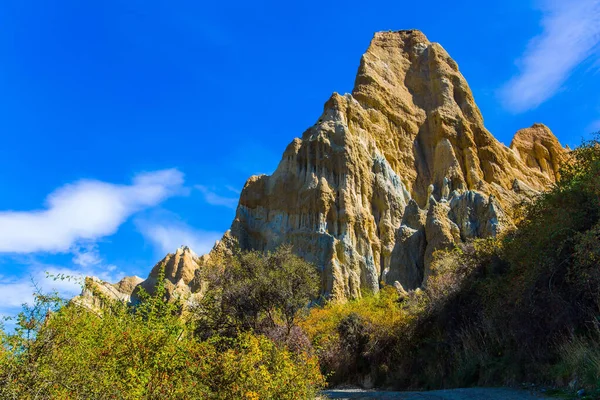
<box><xmin>222</xmin><ymin>30</ymin><xmax>568</xmax><ymax>300</ymax></box>
<box><xmin>510</xmin><ymin>123</ymin><xmax>567</xmax><ymax>183</ymax></box>
<box><xmin>113</xmin><ymin>275</ymin><xmax>144</xmax><ymax>296</ymax></box>
<box><xmin>134</xmin><ymin>245</ymin><xmax>202</xmax><ymax>302</ymax></box>
<box><xmin>77</xmin><ymin>246</ymin><xmax>204</xmax><ymax>309</ymax></box>
<box><xmin>82</xmin><ymin>30</ymin><xmax>569</xmax><ymax>304</ymax></box>
<box><xmin>73</xmin><ymin>275</ymin><xmax>144</xmax><ymax>311</ymax></box>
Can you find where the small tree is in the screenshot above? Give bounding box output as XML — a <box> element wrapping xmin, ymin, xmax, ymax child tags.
<box><xmin>267</xmin><ymin>245</ymin><xmax>320</xmax><ymax>333</ymax></box>
<box><xmin>194</xmin><ymin>244</ymin><xmax>320</xmax><ymax>337</ymax></box>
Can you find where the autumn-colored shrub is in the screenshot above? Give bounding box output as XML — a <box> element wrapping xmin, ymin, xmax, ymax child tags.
<box><xmin>300</xmin><ymin>285</ymin><xmax>417</xmax><ymax>386</ymax></box>
<box><xmin>0</xmin><ymin>265</ymin><xmax>324</xmax><ymax>399</ymax></box>
<box><xmin>202</xmin><ymin>333</ymin><xmax>324</xmax><ymax>400</ymax></box>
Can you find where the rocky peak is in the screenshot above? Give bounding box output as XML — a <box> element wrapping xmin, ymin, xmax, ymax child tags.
<box><xmin>226</xmin><ymin>29</ymin><xmax>568</xmax><ymax>300</ymax></box>
<box><xmin>349</xmin><ymin>30</ymin><xmax>561</xmax><ymax>207</ymax></box>
<box><xmin>73</xmin><ymin>275</ymin><xmax>144</xmax><ymax>311</ymax></box>
<box><xmin>76</xmin><ymin>245</ymin><xmax>204</xmax><ymax>309</ymax></box>
<box><xmin>79</xmin><ymin>30</ymin><xmax>569</xmax><ymax>304</ymax></box>
<box><xmin>510</xmin><ymin>123</ymin><xmax>566</xmax><ymax>183</ymax></box>
<box><xmin>135</xmin><ymin>245</ymin><xmax>202</xmax><ymax>301</ymax></box>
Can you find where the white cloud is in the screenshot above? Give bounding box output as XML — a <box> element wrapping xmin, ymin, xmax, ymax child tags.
<box><xmin>0</xmin><ymin>169</ymin><xmax>184</xmax><ymax>254</ymax></box>
<box><xmin>500</xmin><ymin>0</ymin><xmax>600</xmax><ymax>112</ymax></box>
<box><xmin>225</xmin><ymin>185</ymin><xmax>241</xmax><ymax>195</ymax></box>
<box><xmin>1</xmin><ymin>278</ymin><xmax>43</xmax><ymax>309</ymax></box>
<box><xmin>71</xmin><ymin>243</ymin><xmax>102</xmax><ymax>267</ymax></box>
<box><xmin>195</xmin><ymin>185</ymin><xmax>238</xmax><ymax>209</ymax></box>
<box><xmin>136</xmin><ymin>219</ymin><xmax>222</xmax><ymax>255</ymax></box>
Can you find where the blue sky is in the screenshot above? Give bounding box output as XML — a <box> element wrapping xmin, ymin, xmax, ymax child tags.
<box><xmin>1</xmin><ymin>0</ymin><xmax>599</xmax><ymax>321</ymax></box>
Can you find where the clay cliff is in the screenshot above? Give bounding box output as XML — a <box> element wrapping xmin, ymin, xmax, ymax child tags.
<box><xmin>221</xmin><ymin>30</ymin><xmax>566</xmax><ymax>300</ymax></box>
<box><xmin>84</xmin><ymin>30</ymin><xmax>567</xmax><ymax>304</ymax></box>
<box><xmin>73</xmin><ymin>275</ymin><xmax>144</xmax><ymax>311</ymax></box>
<box><xmin>76</xmin><ymin>246</ymin><xmax>202</xmax><ymax>309</ymax></box>
<box><xmin>134</xmin><ymin>245</ymin><xmax>203</xmax><ymax>301</ymax></box>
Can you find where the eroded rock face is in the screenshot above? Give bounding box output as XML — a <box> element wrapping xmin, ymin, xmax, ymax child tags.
<box><xmin>510</xmin><ymin>123</ymin><xmax>567</xmax><ymax>183</ymax></box>
<box><xmin>134</xmin><ymin>246</ymin><xmax>203</xmax><ymax>302</ymax></box>
<box><xmin>83</xmin><ymin>30</ymin><xmax>568</xmax><ymax>303</ymax></box>
<box><xmin>76</xmin><ymin>246</ymin><xmax>203</xmax><ymax>308</ymax></box>
<box><xmin>221</xmin><ymin>30</ymin><xmax>567</xmax><ymax>300</ymax></box>
<box><xmin>73</xmin><ymin>275</ymin><xmax>144</xmax><ymax>311</ymax></box>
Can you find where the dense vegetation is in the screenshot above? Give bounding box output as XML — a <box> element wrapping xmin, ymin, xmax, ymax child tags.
<box><xmin>0</xmin><ymin>247</ymin><xmax>323</xmax><ymax>399</ymax></box>
<box><xmin>2</xmin><ymin>138</ymin><xmax>599</xmax><ymax>397</ymax></box>
<box><xmin>301</xmin><ymin>136</ymin><xmax>600</xmax><ymax>393</ymax></box>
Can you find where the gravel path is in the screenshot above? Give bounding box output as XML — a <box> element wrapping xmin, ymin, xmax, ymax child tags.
<box><xmin>321</xmin><ymin>387</ymin><xmax>548</xmax><ymax>399</ymax></box>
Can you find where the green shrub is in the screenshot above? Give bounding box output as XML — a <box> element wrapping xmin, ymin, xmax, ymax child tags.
<box><xmin>0</xmin><ymin>264</ymin><xmax>324</xmax><ymax>399</ymax></box>
<box><xmin>194</xmin><ymin>244</ymin><xmax>320</xmax><ymax>339</ymax></box>
<box><xmin>300</xmin><ymin>285</ymin><xmax>413</xmax><ymax>386</ymax></box>
<box><xmin>300</xmin><ymin>136</ymin><xmax>600</xmax><ymax>390</ymax></box>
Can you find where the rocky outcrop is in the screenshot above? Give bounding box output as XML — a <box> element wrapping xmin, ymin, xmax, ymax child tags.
<box><xmin>77</xmin><ymin>246</ymin><xmax>204</xmax><ymax>309</ymax></box>
<box><xmin>510</xmin><ymin>123</ymin><xmax>567</xmax><ymax>183</ymax></box>
<box><xmin>84</xmin><ymin>30</ymin><xmax>568</xmax><ymax>303</ymax></box>
<box><xmin>134</xmin><ymin>246</ymin><xmax>203</xmax><ymax>302</ymax></box>
<box><xmin>73</xmin><ymin>275</ymin><xmax>143</xmax><ymax>311</ymax></box>
<box><xmin>219</xmin><ymin>30</ymin><xmax>567</xmax><ymax>300</ymax></box>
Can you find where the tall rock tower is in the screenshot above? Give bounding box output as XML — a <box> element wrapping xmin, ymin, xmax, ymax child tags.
<box><xmin>86</xmin><ymin>30</ymin><xmax>567</xmax><ymax>304</ymax></box>
<box><xmin>225</xmin><ymin>30</ymin><xmax>566</xmax><ymax>300</ymax></box>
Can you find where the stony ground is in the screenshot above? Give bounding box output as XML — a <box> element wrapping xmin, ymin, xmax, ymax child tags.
<box><xmin>321</xmin><ymin>387</ymin><xmax>549</xmax><ymax>399</ymax></box>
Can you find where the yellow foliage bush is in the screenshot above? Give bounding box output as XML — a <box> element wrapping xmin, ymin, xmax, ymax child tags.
<box><xmin>299</xmin><ymin>285</ymin><xmax>424</xmax><ymax>385</ymax></box>
<box><xmin>0</xmin><ymin>285</ymin><xmax>324</xmax><ymax>399</ymax></box>
<box><xmin>301</xmin><ymin>286</ymin><xmax>405</xmax><ymax>346</ymax></box>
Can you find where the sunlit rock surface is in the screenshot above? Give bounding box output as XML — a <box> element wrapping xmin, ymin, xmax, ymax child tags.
<box><xmin>85</xmin><ymin>30</ymin><xmax>567</xmax><ymax>303</ymax></box>
<box><xmin>220</xmin><ymin>30</ymin><xmax>567</xmax><ymax>300</ymax></box>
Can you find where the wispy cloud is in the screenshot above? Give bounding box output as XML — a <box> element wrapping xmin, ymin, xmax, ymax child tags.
<box><xmin>71</xmin><ymin>243</ymin><xmax>102</xmax><ymax>267</ymax></box>
<box><xmin>195</xmin><ymin>185</ymin><xmax>238</xmax><ymax>209</ymax></box>
<box><xmin>0</xmin><ymin>169</ymin><xmax>184</xmax><ymax>254</ymax></box>
<box><xmin>136</xmin><ymin>219</ymin><xmax>222</xmax><ymax>255</ymax></box>
<box><xmin>500</xmin><ymin>0</ymin><xmax>600</xmax><ymax>112</ymax></box>
<box><xmin>225</xmin><ymin>185</ymin><xmax>241</xmax><ymax>195</ymax></box>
